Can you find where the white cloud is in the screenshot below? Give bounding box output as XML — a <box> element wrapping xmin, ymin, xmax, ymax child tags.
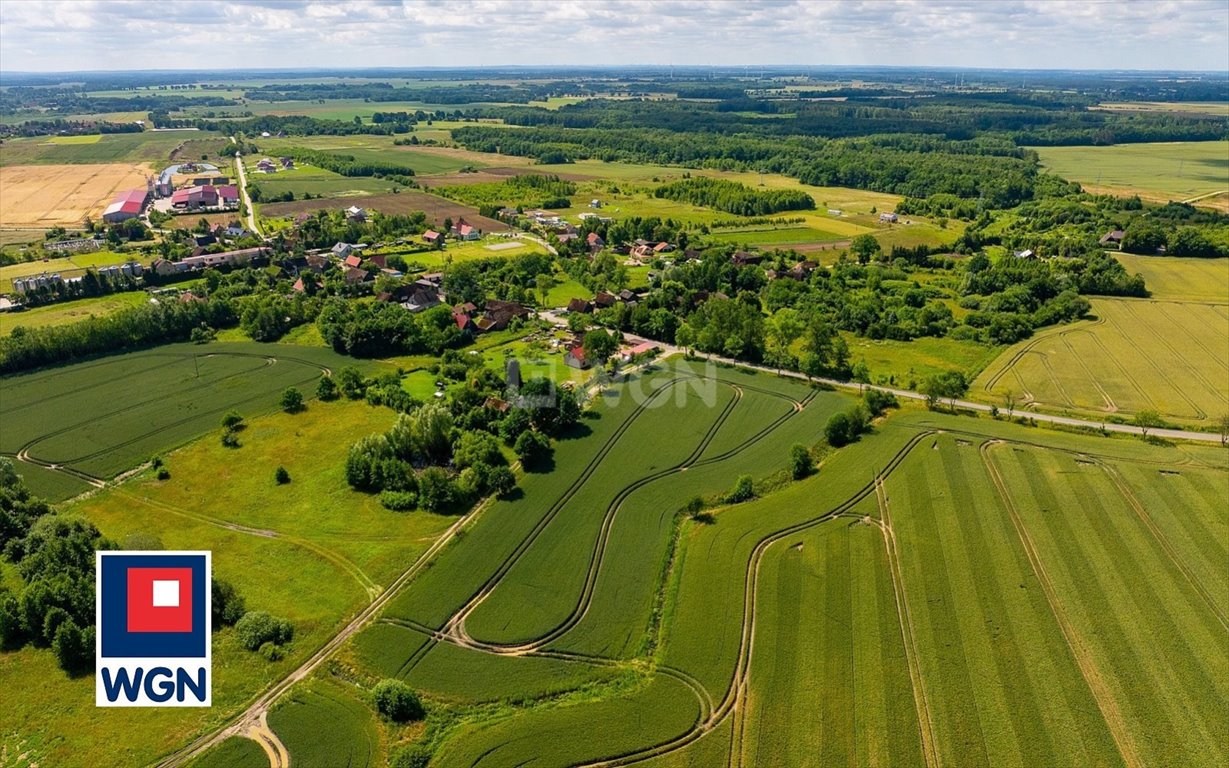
<box><xmin>0</xmin><ymin>0</ymin><xmax>1225</xmax><ymax>73</ymax></box>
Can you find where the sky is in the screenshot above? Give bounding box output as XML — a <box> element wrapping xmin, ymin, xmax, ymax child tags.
<box><xmin>0</xmin><ymin>0</ymin><xmax>1226</xmax><ymax>74</ymax></box>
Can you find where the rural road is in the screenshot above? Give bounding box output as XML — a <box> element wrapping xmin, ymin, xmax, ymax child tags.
<box><xmin>539</xmin><ymin>311</ymin><xmax>1225</xmax><ymax>445</ymax></box>
<box><xmin>228</xmin><ymin>136</ymin><xmax>263</xmax><ymax>239</ymax></box>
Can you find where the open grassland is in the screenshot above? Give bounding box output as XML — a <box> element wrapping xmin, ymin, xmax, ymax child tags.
<box><xmin>261</xmin><ymin>188</ymin><xmax>506</xmax><ymax>232</ymax></box>
<box><xmin>0</xmin><ymin>292</ymin><xmax>148</xmax><ymax>336</ymax></box>
<box><xmin>1112</xmin><ymin>254</ymin><xmax>1229</xmax><ymax>303</ymax></box>
<box><xmin>0</xmin><ymin>398</ymin><xmax>453</xmax><ymax>768</ymax></box>
<box><xmin>973</xmin><ymin>297</ymin><xmax>1229</xmax><ymax>423</ymax></box>
<box><xmin>1092</xmin><ymin>101</ymin><xmax>1229</xmax><ymax>117</ymax></box>
<box><xmin>0</xmin><ymin>163</ymin><xmax>153</xmax><ymax>227</ymax></box>
<box><xmin>845</xmin><ymin>332</ymin><xmax>1004</xmax><ymax>389</ymax></box>
<box><xmin>0</xmin><ymin>341</ymin><xmax>383</xmax><ymax>479</ymax></box>
<box><xmin>0</xmin><ymin>130</ymin><xmax>214</xmax><ymax>167</ymax></box>
<box><xmin>252</xmin><ymin>135</ymin><xmax>529</xmax><ymax>176</ymax></box>
<box><xmin>248</xmin><ymin>162</ymin><xmax>401</xmax><ymax>199</ymax></box>
<box><xmin>1035</xmin><ymin>141</ymin><xmax>1229</xmax><ymax>209</ymax></box>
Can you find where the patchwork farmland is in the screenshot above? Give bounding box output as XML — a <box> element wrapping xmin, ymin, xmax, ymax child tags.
<box><xmin>171</xmin><ymin>363</ymin><xmax>1227</xmax><ymax>768</ymax></box>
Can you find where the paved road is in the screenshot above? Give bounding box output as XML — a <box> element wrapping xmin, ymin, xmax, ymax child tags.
<box><xmin>539</xmin><ymin>311</ymin><xmax>1224</xmax><ymax>445</ymax></box>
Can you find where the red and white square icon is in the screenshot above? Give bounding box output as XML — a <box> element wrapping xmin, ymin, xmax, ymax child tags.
<box><xmin>127</xmin><ymin>567</ymin><xmax>193</xmax><ymax>633</ymax></box>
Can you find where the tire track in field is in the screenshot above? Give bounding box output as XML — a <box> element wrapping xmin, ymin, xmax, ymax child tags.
<box><xmin>1117</xmin><ymin>300</ymin><xmax>1223</xmax><ymax>409</ymax></box>
<box><xmin>449</xmin><ymin>381</ymin><xmax>746</xmax><ymax>655</ymax></box>
<box><xmin>1058</xmin><ymin>331</ymin><xmax>1117</xmax><ymax>413</ymax></box>
<box><xmin>978</xmin><ymin>440</ymin><xmax>1143</xmax><ymax>768</ymax></box>
<box><xmin>112</xmin><ymin>488</ymin><xmax>381</xmax><ymax>599</ymax></box>
<box><xmin>451</xmin><ymin>381</ymin><xmax>814</xmax><ymax>657</ymax></box>
<box><xmin>872</xmin><ymin>476</ymin><xmax>940</xmax><ymax>768</ymax></box>
<box><xmin>576</xmin><ymin>430</ymin><xmax>933</xmax><ymax>767</ymax></box>
<box><xmin>1153</xmin><ymin>302</ymin><xmax>1229</xmax><ymax>374</ymax></box>
<box><xmin>980</xmin><ymin>317</ymin><xmax>1104</xmax><ymax>396</ymax></box>
<box><xmin>1096</xmin><ymin>462</ymin><xmax>1229</xmax><ymax>633</ymax></box>
<box><xmin>1098</xmin><ymin>305</ymin><xmax>1206</xmax><ymax>420</ymax></box>
<box><xmin>395</xmin><ymin>376</ymin><xmax>692</xmax><ymax>675</ymax></box>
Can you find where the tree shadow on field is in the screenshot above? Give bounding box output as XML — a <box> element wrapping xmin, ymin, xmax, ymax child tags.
<box><xmin>498</xmin><ymin>487</ymin><xmax>525</xmax><ymax>502</ymax></box>
<box><xmin>523</xmin><ymin>453</ymin><xmax>556</xmax><ymax>474</ymax></box>
<box><xmin>557</xmin><ymin>422</ymin><xmax>594</xmax><ymax>441</ymax></box>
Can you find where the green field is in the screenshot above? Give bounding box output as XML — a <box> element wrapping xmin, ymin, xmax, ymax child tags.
<box><xmin>269</xmin><ymin>680</ymin><xmax>380</xmax><ymax>768</ymax></box>
<box><xmin>0</xmin><ymin>292</ymin><xmax>148</xmax><ymax>336</ymax></box>
<box><xmin>0</xmin><ymin>341</ymin><xmax>381</xmax><ymax>482</ymax></box>
<box><xmin>249</xmin><ymin>163</ymin><xmax>401</xmax><ymax>199</ymax></box>
<box><xmin>0</xmin><ymin>397</ymin><xmax>453</xmax><ymax>768</ymax></box>
<box><xmin>0</xmin><ymin>130</ymin><xmax>216</xmax><ymax>167</ymax></box>
<box><xmin>1112</xmin><ymin>254</ymin><xmax>1229</xmax><ymax>303</ymax></box>
<box><xmin>1035</xmin><ymin>141</ymin><xmax>1229</xmax><ymax>205</ymax></box>
<box><xmin>270</xmin><ymin>388</ymin><xmax>1226</xmax><ymax>767</ymax></box>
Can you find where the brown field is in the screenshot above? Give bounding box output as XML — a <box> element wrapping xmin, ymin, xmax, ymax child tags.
<box><xmin>261</xmin><ymin>190</ymin><xmax>507</xmax><ymax>231</ymax></box>
<box><xmin>0</xmin><ymin>163</ymin><xmax>152</xmax><ymax>227</ymax></box>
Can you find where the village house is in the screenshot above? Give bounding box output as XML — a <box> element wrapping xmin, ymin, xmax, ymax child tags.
<box><xmin>423</xmin><ymin>229</ymin><xmax>443</xmax><ymax>246</ymax></box>
<box><xmin>451</xmin><ymin>218</ymin><xmax>481</xmax><ymax>241</ymax></box>
<box><xmin>332</xmin><ymin>242</ymin><xmax>355</xmax><ymax>259</ymax></box>
<box><xmin>621</xmin><ymin>341</ymin><xmax>660</xmax><ymax>362</ymax></box>
<box><xmin>217</xmin><ymin>185</ymin><xmax>240</xmax><ymax>209</ymax></box>
<box><xmin>564</xmin><ymin>344</ymin><xmax>591</xmax><ymax>369</ymax></box>
<box><xmin>586</xmin><ymin>232</ymin><xmax>604</xmax><ymax>251</ymax></box>
<box><xmin>346</xmin><ymin>205</ymin><xmax>367</xmax><ymax>222</ymax></box>
<box><xmin>343</xmin><ymin>254</ymin><xmax>363</xmax><ymax>269</ymax></box>
<box><xmin>594</xmin><ymin>291</ymin><xmax>617</xmax><ymax>309</ymax></box>
<box><xmin>879</xmin><ymin>212</ymin><xmax>899</xmax><ymax>223</ymax></box>
<box><xmin>567</xmin><ymin>297</ymin><xmax>593</xmax><ymax>314</ymax></box>
<box><xmin>731</xmin><ymin>251</ymin><xmax>764</xmax><ymax>266</ymax></box>
<box><xmin>1099</xmin><ymin>230</ymin><xmax>1125</xmax><ymax>247</ymax></box>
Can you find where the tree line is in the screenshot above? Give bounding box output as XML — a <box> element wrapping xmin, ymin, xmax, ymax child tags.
<box><xmin>654</xmin><ymin>177</ymin><xmax>815</xmax><ymax>216</ymax></box>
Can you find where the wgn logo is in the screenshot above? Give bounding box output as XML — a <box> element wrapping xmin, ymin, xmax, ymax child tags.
<box><xmin>96</xmin><ymin>551</ymin><xmax>211</xmax><ymax>707</ymax></box>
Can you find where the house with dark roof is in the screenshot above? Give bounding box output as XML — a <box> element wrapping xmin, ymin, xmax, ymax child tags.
<box><xmin>1099</xmin><ymin>230</ymin><xmax>1125</xmax><ymax>247</ymax></box>
<box><xmin>594</xmin><ymin>291</ymin><xmax>617</xmax><ymax>309</ymax></box>
<box><xmin>567</xmin><ymin>297</ymin><xmax>593</xmax><ymax>314</ymax></box>
<box><xmin>731</xmin><ymin>251</ymin><xmax>764</xmax><ymax>266</ymax></box>
<box><xmin>343</xmin><ymin>267</ymin><xmax>371</xmax><ymax>285</ymax></box>
<box><xmin>482</xmin><ymin>299</ymin><xmax>531</xmax><ymax>330</ymax></box>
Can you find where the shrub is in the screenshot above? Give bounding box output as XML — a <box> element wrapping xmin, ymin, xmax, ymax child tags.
<box><xmin>156</xmin><ymin>467</ymin><xmax>171</xmax><ymax>481</ymax></box>
<box><xmin>372</xmin><ymin>679</ymin><xmax>425</xmax><ymax>722</ymax></box>
<box><xmin>234</xmin><ymin>611</ymin><xmax>294</xmax><ymax>651</ymax></box>
<box><xmin>379</xmin><ymin>490</ymin><xmax>418</xmax><ymax>511</ymax></box>
<box><xmin>212</xmin><ymin>579</ymin><xmax>246</xmax><ymax>627</ymax></box>
<box><xmin>221</xmin><ymin>431</ymin><xmax>240</xmax><ymax>448</ymax></box>
<box><xmin>825</xmin><ymin>412</ymin><xmax>852</xmax><ymax>447</ymax></box>
<box><xmin>280</xmin><ymin>387</ymin><xmax>304</xmax><ymax>413</ymax></box>
<box><xmin>259</xmin><ymin>641</ymin><xmax>285</xmax><ymax>662</ymax></box>
<box><xmin>417</xmin><ymin>467</ymin><xmax>456</xmax><ymax>513</ymax></box>
<box><xmin>52</xmin><ymin>620</ymin><xmax>92</xmax><ymax>674</ymax></box>
<box><xmin>514</xmin><ymin>430</ymin><xmax>551</xmax><ymax>469</ymax></box>
<box><xmin>275</xmin><ymin>466</ymin><xmax>290</xmax><ymax>484</ymax></box>
<box><xmin>221</xmin><ymin>411</ymin><xmax>244</xmax><ymax>431</ymax></box>
<box><xmin>726</xmin><ymin>475</ymin><xmax>754</xmax><ymax>503</ymax></box>
<box><xmin>391</xmin><ymin>745</ymin><xmax>432</xmax><ymax>768</ymax></box>
<box><xmin>864</xmin><ymin>388</ymin><xmax>898</xmax><ymax>416</ymax></box>
<box><xmin>316</xmin><ymin>374</ymin><xmax>340</xmax><ymax>401</ymax></box>
<box><xmin>789</xmin><ymin>444</ymin><xmax>812</xmax><ymax>480</ymax></box>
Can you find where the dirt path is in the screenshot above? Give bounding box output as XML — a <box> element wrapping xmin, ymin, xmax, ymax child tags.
<box><xmin>874</xmin><ymin>477</ymin><xmax>940</xmax><ymax>768</ymax></box>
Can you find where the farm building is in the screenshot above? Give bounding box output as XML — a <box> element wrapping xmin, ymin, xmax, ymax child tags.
<box><xmin>731</xmin><ymin>251</ymin><xmax>764</xmax><ymax>266</ymax></box>
<box><xmin>1100</xmin><ymin>229</ymin><xmax>1125</xmax><ymax>247</ymax></box>
<box><xmin>171</xmin><ymin>185</ymin><xmax>218</xmax><ymax>210</ymax></box>
<box><xmin>345</xmin><ymin>206</ymin><xmax>367</xmax><ymax>222</ymax></box>
<box><xmin>567</xmin><ymin>297</ymin><xmax>593</xmax><ymax>314</ymax></box>
<box><xmin>621</xmin><ymin>341</ymin><xmax>660</xmax><ymax>362</ymax></box>
<box><xmin>102</xmin><ymin>188</ymin><xmax>149</xmax><ymax>223</ymax></box>
<box><xmin>217</xmin><ymin>185</ymin><xmax>240</xmax><ymax>208</ymax></box>
<box><xmin>423</xmin><ymin>230</ymin><xmax>442</xmax><ymax>245</ymax></box>
<box><xmin>879</xmin><ymin>212</ymin><xmax>899</xmax><ymax>223</ymax></box>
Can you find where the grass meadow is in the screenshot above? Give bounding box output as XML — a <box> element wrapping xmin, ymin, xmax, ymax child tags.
<box><xmin>0</xmin><ymin>398</ymin><xmax>454</xmax><ymax>768</ymax></box>
<box><xmin>1035</xmin><ymin>141</ymin><xmax>1229</xmax><ymax>207</ymax></box>
<box><xmin>0</xmin><ymin>130</ymin><xmax>216</xmax><ymax>167</ymax></box>
<box><xmin>0</xmin><ymin>342</ymin><xmax>384</xmax><ymax>481</ymax></box>
<box><xmin>0</xmin><ymin>292</ymin><xmax>148</xmax><ymax>336</ymax></box>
